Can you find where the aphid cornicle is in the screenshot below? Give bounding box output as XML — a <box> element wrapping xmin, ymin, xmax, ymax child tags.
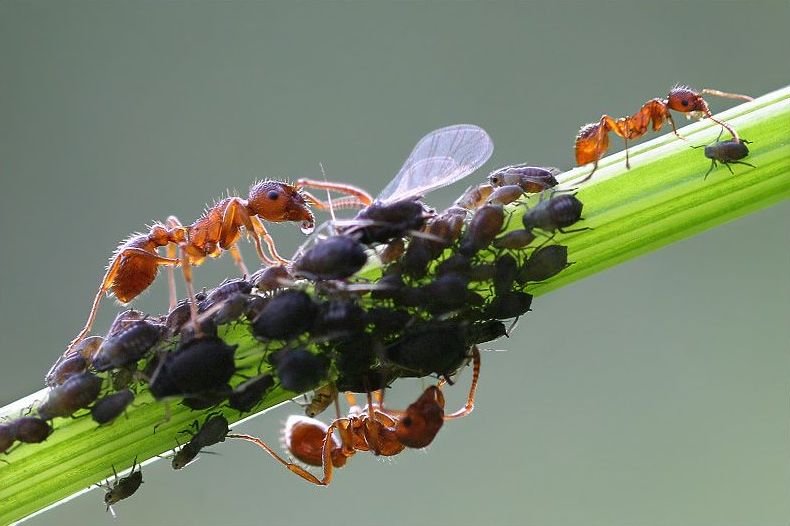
<box><xmin>522</xmin><ymin>194</ymin><xmax>585</xmax><ymax>234</ymax></box>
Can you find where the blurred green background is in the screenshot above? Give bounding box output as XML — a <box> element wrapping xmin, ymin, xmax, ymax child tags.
<box><xmin>1</xmin><ymin>2</ymin><xmax>789</xmax><ymax>525</ymax></box>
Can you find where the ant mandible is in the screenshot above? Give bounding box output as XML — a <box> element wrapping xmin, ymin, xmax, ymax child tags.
<box><xmin>229</xmin><ymin>346</ymin><xmax>481</xmax><ymax>486</ymax></box>
<box><xmin>575</xmin><ymin>85</ymin><xmax>753</xmax><ymax>181</ymax></box>
<box><xmin>66</xmin><ymin>178</ymin><xmax>372</xmax><ymax>353</ymax></box>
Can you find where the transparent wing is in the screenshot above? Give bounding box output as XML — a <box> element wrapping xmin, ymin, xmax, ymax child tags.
<box><xmin>376</xmin><ymin>124</ymin><xmax>494</xmax><ymax>204</ymax></box>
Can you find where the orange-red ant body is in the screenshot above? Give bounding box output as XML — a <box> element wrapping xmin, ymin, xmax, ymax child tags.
<box><xmin>575</xmin><ymin>86</ymin><xmax>753</xmax><ymax>181</ymax></box>
<box><xmin>229</xmin><ymin>346</ymin><xmax>481</xmax><ymax>486</ymax></box>
<box><xmin>67</xmin><ymin>178</ymin><xmax>372</xmax><ymax>353</ymax></box>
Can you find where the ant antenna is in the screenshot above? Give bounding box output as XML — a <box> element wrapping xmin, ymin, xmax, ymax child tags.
<box><xmin>319</xmin><ymin>162</ymin><xmax>338</xmax><ymax>229</ymax></box>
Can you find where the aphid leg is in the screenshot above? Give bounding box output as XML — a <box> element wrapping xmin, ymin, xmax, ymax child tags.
<box><xmin>557</xmin><ymin>226</ymin><xmax>591</xmax><ymax>235</ymax></box>
<box><xmin>444</xmin><ymin>346</ymin><xmax>481</xmax><ymax>420</ymax></box>
<box><xmin>229</xmin><ymin>430</ymin><xmax>338</xmax><ymax>486</ymax></box>
<box><xmin>251</xmin><ymin>217</ymin><xmax>288</xmax><ymax>264</ymax></box>
<box><xmin>165</xmin><ymin>216</ymin><xmax>184</xmax><ymax>310</ymax></box>
<box><xmin>66</xmin><ymin>249</ymin><xmax>179</xmax><ymax>353</ymax></box>
<box><xmin>701</xmin><ymin>88</ymin><xmax>754</xmax><ymax>103</ymax></box>
<box><xmin>295</xmin><ymin>178</ymin><xmax>374</xmax><ymax>207</ymax></box>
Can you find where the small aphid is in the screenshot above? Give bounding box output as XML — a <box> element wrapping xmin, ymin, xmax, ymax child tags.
<box><xmin>100</xmin><ymin>458</ymin><xmax>143</xmax><ymax>514</ymax></box>
<box><xmin>148</xmin><ymin>336</ymin><xmax>237</xmax><ymax>400</ymax></box>
<box><xmin>12</xmin><ymin>416</ymin><xmax>52</xmax><ymax>444</ymax></box>
<box><xmin>228</xmin><ymin>374</ymin><xmax>275</xmax><ymax>413</ymax></box>
<box><xmin>493</xmin><ymin>254</ymin><xmax>518</xmax><ymax>295</ymax></box>
<box><xmin>522</xmin><ymin>194</ymin><xmax>585</xmax><ymax>234</ymax></box>
<box><xmin>38</xmin><ymin>372</ymin><xmax>103</xmax><ymax>420</ymax></box>
<box><xmin>292</xmin><ymin>235</ymin><xmax>368</xmax><ymax>280</ymax></box>
<box><xmin>435</xmin><ymin>253</ymin><xmax>472</xmax><ymax>276</ymax></box>
<box><xmin>202</xmin><ymin>278</ymin><xmax>253</xmax><ymax>306</ymax></box>
<box><xmin>453</xmin><ymin>183</ymin><xmax>494</xmax><ymax>210</ymax></box>
<box><xmin>181</xmin><ymin>390</ymin><xmax>230</xmax><ymax>410</ymax></box>
<box><xmin>345</xmin><ymin>198</ymin><xmax>430</xmax><ymax>245</ymax></box>
<box><xmin>386</xmin><ymin>321</ymin><xmax>470</xmax><ymax>379</ymax></box>
<box><xmin>271</xmin><ymin>349</ymin><xmax>330</xmax><ymax>393</ymax></box>
<box><xmin>702</xmin><ymin>139</ymin><xmax>754</xmax><ymax>179</ymax></box>
<box><xmin>379</xmin><ymin>238</ymin><xmax>406</xmax><ymax>264</ymax></box>
<box><xmin>191</xmin><ymin>415</ymin><xmax>230</xmax><ymax>449</ymax></box>
<box><xmin>418</xmin><ymin>273</ymin><xmax>471</xmax><ymax>315</ymax></box>
<box><xmin>467</xmin><ymin>320</ymin><xmax>508</xmax><ymax>345</ymax></box>
<box><xmin>488</xmin><ymin>164</ymin><xmax>560</xmax><ymax>192</ymax></box>
<box><xmin>45</xmin><ymin>336</ymin><xmax>102</xmax><ymax>387</ymax></box>
<box><xmin>92</xmin><ymin>319</ymin><xmax>165</xmax><ymax>372</ymax></box>
<box><xmin>517</xmin><ymin>245</ymin><xmax>570</xmax><ymax>283</ymax></box>
<box><xmin>249</xmin><ymin>265</ymin><xmax>292</xmax><ymax>292</ymax></box>
<box><xmin>0</xmin><ymin>424</ymin><xmax>15</xmax><ymax>454</ymax></box>
<box><xmin>492</xmin><ymin>229</ymin><xmax>536</xmax><ymax>250</ymax></box>
<box><xmin>311</xmin><ymin>300</ymin><xmax>367</xmax><ymax>340</ymax></box>
<box><xmin>106</xmin><ymin>310</ymin><xmax>146</xmax><ymax>339</ymax></box>
<box><xmin>365</xmin><ymin>307</ymin><xmax>412</xmax><ymax>337</ymax></box>
<box><xmin>251</xmin><ymin>290</ymin><xmax>317</xmax><ymax>340</ymax></box>
<box><xmin>304</xmin><ymin>384</ymin><xmax>338</xmax><ymax>418</ymax></box>
<box><xmin>333</xmin><ymin>334</ymin><xmax>394</xmax><ymax>393</ymax></box>
<box><xmin>164</xmin><ymin>292</ymin><xmax>208</xmax><ymax>338</ymax></box>
<box><xmin>171</xmin><ymin>441</ymin><xmax>201</xmax><ymax>470</ymax></box>
<box><xmin>484</xmin><ymin>291</ymin><xmax>533</xmax><ymax>319</ymax></box>
<box><xmin>459</xmin><ymin>204</ymin><xmax>505</xmax><ymax>256</ymax></box>
<box><xmin>202</xmin><ymin>293</ymin><xmax>249</xmax><ymax>327</ymax></box>
<box><xmin>91</xmin><ymin>390</ymin><xmax>135</xmax><ymax>425</ymax></box>
<box><xmin>486</xmin><ymin>184</ymin><xmax>525</xmax><ymax>206</ymax></box>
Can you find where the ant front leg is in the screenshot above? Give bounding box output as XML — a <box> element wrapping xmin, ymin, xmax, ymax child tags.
<box><xmin>295</xmin><ymin>178</ymin><xmax>373</xmax><ymax>208</ymax></box>
<box><xmin>165</xmin><ymin>216</ymin><xmax>184</xmax><ymax>310</ymax></box>
<box><xmin>229</xmin><ymin>421</ymin><xmax>347</xmax><ymax>486</ymax></box>
<box><xmin>444</xmin><ymin>346</ymin><xmax>481</xmax><ymax>420</ymax></box>
<box><xmin>219</xmin><ymin>198</ymin><xmax>273</xmax><ymax>268</ymax></box>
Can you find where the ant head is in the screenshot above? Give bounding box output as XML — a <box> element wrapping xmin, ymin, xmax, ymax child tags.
<box><xmin>249</xmin><ymin>181</ymin><xmax>315</xmax><ymax>233</ymax></box>
<box><xmin>395</xmin><ymin>386</ymin><xmax>445</xmax><ymax>449</ymax></box>
<box><xmin>667</xmin><ymin>87</ymin><xmax>707</xmax><ymax>113</ymax></box>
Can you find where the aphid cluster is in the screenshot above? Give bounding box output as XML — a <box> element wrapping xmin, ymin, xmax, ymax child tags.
<box><xmin>11</xmin><ymin>124</ymin><xmax>586</xmax><ymax>509</ymax></box>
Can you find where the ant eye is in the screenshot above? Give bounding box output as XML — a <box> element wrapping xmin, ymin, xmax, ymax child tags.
<box><xmin>267</xmin><ymin>191</ymin><xmax>280</xmax><ymax>201</ymax></box>
<box><xmin>402</xmin><ymin>416</ymin><xmax>413</xmax><ymax>427</ymax></box>
<box><xmin>681</xmin><ymin>99</ymin><xmax>689</xmax><ymax>107</ymax></box>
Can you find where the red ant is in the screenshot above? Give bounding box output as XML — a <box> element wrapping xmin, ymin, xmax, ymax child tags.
<box><xmin>575</xmin><ymin>85</ymin><xmax>753</xmax><ymax>181</ymax></box>
<box><xmin>66</xmin><ymin>178</ymin><xmax>372</xmax><ymax>353</ymax></box>
<box><xmin>229</xmin><ymin>346</ymin><xmax>481</xmax><ymax>486</ymax></box>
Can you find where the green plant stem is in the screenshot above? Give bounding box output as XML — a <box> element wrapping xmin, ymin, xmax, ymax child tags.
<box><xmin>1</xmin><ymin>85</ymin><xmax>788</xmax><ymax>525</ymax></box>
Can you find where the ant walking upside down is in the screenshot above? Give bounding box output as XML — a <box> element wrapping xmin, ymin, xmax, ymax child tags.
<box><xmin>66</xmin><ymin>178</ymin><xmax>373</xmax><ymax>353</ymax></box>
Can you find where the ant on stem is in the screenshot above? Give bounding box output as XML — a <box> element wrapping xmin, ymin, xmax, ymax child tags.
<box><xmin>575</xmin><ymin>85</ymin><xmax>753</xmax><ymax>181</ymax></box>
<box><xmin>229</xmin><ymin>346</ymin><xmax>481</xmax><ymax>486</ymax></box>
<box><xmin>66</xmin><ymin>178</ymin><xmax>372</xmax><ymax>354</ymax></box>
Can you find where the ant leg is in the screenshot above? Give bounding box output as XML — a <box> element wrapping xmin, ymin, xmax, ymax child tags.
<box><xmin>251</xmin><ymin>217</ymin><xmax>288</xmax><ymax>264</ymax></box>
<box><xmin>219</xmin><ymin>198</ymin><xmax>279</xmax><ymax>266</ymax></box>
<box><xmin>67</xmin><ymin>248</ymin><xmax>179</xmax><ymax>353</ymax></box>
<box><xmin>701</xmin><ymin>88</ymin><xmax>754</xmax><ymax>102</ymax></box>
<box><xmin>178</xmin><ymin>247</ymin><xmax>200</xmax><ymax>332</ymax></box>
<box><xmin>165</xmin><ymin>216</ymin><xmax>184</xmax><ymax>310</ymax></box>
<box><xmin>295</xmin><ymin>178</ymin><xmax>373</xmax><ymax>207</ymax></box>
<box><xmin>228</xmin><ymin>245</ymin><xmax>250</xmax><ymax>277</ymax></box>
<box><xmin>444</xmin><ymin>346</ymin><xmax>481</xmax><ymax>420</ymax></box>
<box><xmin>665</xmin><ymin>113</ymin><xmax>689</xmax><ymax>142</ymax></box>
<box><xmin>229</xmin><ymin>424</ymin><xmax>345</xmax><ymax>486</ymax></box>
